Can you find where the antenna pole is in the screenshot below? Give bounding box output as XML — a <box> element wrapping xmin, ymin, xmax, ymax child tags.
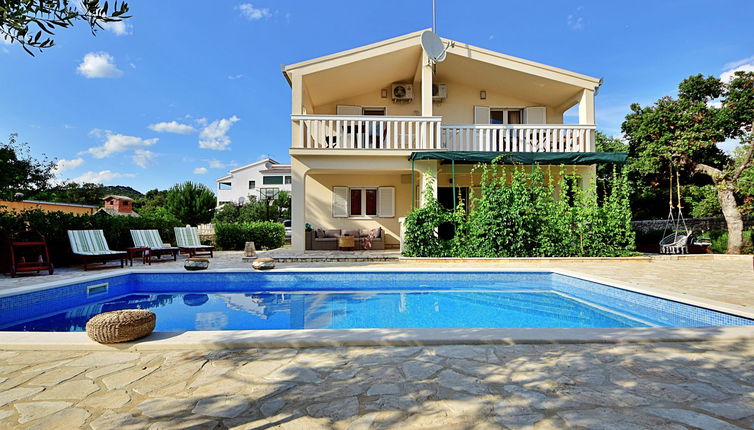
<box><xmin>432</xmin><ymin>0</ymin><xmax>436</xmax><ymax>33</ymax></box>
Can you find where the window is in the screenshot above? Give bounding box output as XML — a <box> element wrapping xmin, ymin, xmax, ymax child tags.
<box><xmin>333</xmin><ymin>187</ymin><xmax>394</xmax><ymax>218</ymax></box>
<box><xmin>490</xmin><ymin>108</ymin><xmax>523</xmax><ymax>125</ymax></box>
<box><xmin>348</xmin><ymin>188</ymin><xmax>377</xmax><ymax>217</ymax></box>
<box><xmin>362</xmin><ymin>107</ymin><xmax>386</xmax><ymax>116</ymax></box>
<box><xmin>219</xmin><ymin>182</ymin><xmax>231</xmax><ymax>190</ymax></box>
<box><xmin>263</xmin><ymin>176</ymin><xmax>284</xmax><ymax>185</ymax></box>
<box><xmin>284</xmin><ymin>176</ymin><xmax>292</xmax><ymax>184</ymax></box>
<box><xmin>248</xmin><ymin>180</ymin><xmax>255</xmax><ymax>189</ymax></box>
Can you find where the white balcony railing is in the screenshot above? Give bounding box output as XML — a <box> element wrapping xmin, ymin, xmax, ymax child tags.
<box><xmin>441</xmin><ymin>124</ymin><xmax>596</xmax><ymax>152</ymax></box>
<box><xmin>292</xmin><ymin>115</ymin><xmax>443</xmax><ymax>150</ymax></box>
<box><xmin>291</xmin><ymin>115</ymin><xmax>596</xmax><ymax>153</ymax></box>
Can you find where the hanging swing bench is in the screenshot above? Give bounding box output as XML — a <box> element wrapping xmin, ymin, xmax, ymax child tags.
<box><xmin>659</xmin><ymin>162</ymin><xmax>711</xmax><ymax>254</ymax></box>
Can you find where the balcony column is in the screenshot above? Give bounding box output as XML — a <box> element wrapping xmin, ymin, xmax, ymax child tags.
<box><xmin>421</xmin><ymin>51</ymin><xmax>433</xmax><ymax>148</ymax></box>
<box><xmin>291</xmin><ymin>73</ymin><xmax>303</xmax><ymax>148</ymax></box>
<box><xmin>578</xmin><ymin>89</ymin><xmax>596</xmax><ymax>151</ymax></box>
<box><xmin>290</xmin><ymin>156</ymin><xmax>307</xmax><ymax>251</ymax></box>
<box><xmin>578</xmin><ymin>89</ymin><xmax>595</xmax><ymax>124</ymax></box>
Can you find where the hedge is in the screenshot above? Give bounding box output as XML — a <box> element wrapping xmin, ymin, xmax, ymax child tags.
<box><xmin>214</xmin><ymin>221</ymin><xmax>285</xmax><ymax>251</ymax></box>
<box><xmin>0</xmin><ymin>210</ymin><xmax>183</xmax><ymax>267</ymax></box>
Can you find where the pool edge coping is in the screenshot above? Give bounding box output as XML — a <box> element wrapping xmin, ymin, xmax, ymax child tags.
<box><xmin>2</xmin><ymin>266</ymin><xmax>754</xmax><ymax>349</ymax></box>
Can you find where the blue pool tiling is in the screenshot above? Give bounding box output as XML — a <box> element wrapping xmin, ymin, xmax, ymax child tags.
<box><xmin>1</xmin><ymin>271</ymin><xmax>752</xmax><ymax>331</ymax></box>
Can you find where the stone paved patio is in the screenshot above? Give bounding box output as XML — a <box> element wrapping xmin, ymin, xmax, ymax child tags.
<box><xmin>2</xmin><ymin>253</ymin><xmax>754</xmax><ymax>428</ymax></box>
<box><xmin>1</xmin><ymin>341</ymin><xmax>754</xmax><ymax>429</ymax></box>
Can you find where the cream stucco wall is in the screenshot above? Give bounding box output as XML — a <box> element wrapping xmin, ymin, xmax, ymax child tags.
<box><xmin>305</xmin><ymin>173</ymin><xmax>414</xmax><ymax>247</ymax></box>
<box><xmin>311</xmin><ymin>80</ymin><xmax>567</xmax><ymax>125</ymax></box>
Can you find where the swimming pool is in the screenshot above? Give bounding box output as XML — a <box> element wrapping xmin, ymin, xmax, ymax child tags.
<box><xmin>1</xmin><ymin>271</ymin><xmax>752</xmax><ymax>332</ymax></box>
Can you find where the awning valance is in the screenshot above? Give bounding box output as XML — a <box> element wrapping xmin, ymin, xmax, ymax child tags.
<box><xmin>408</xmin><ymin>151</ymin><xmax>628</xmax><ymax>164</ymax></box>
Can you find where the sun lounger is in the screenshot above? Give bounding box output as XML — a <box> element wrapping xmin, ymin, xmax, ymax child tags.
<box><xmin>174</xmin><ymin>226</ymin><xmax>214</xmax><ymax>257</ymax></box>
<box><xmin>67</xmin><ymin>230</ymin><xmax>127</xmax><ymax>270</ymax></box>
<box><xmin>130</xmin><ymin>229</ymin><xmax>179</xmax><ymax>262</ymax></box>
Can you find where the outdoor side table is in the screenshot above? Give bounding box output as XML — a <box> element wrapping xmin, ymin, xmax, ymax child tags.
<box><xmin>126</xmin><ymin>247</ymin><xmax>151</xmax><ymax>266</ymax></box>
<box><xmin>338</xmin><ymin>236</ymin><xmax>355</xmax><ymax>251</ymax></box>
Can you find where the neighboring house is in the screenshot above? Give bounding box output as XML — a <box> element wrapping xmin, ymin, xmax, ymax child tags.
<box><xmin>98</xmin><ymin>195</ymin><xmax>140</xmax><ymax>217</ymax></box>
<box><xmin>0</xmin><ymin>200</ymin><xmax>97</xmax><ymax>215</ymax></box>
<box><xmin>215</xmin><ymin>159</ymin><xmax>292</xmax><ymax>207</ymax></box>
<box><xmin>284</xmin><ymin>29</ymin><xmax>613</xmax><ymax>251</ymax></box>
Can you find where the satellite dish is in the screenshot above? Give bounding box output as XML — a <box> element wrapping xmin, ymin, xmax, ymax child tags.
<box><xmin>420</xmin><ymin>30</ymin><xmax>447</xmax><ymax>63</ymax></box>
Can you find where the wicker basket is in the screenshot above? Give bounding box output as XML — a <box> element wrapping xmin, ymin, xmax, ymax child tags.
<box><xmin>252</xmin><ymin>257</ymin><xmax>275</xmax><ymax>270</ymax></box>
<box><xmin>86</xmin><ymin>309</ymin><xmax>156</xmax><ymax>344</ymax></box>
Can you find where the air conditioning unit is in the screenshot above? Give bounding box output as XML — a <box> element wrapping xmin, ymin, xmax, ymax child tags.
<box><xmin>432</xmin><ymin>83</ymin><xmax>447</xmax><ymax>100</ymax></box>
<box><xmin>391</xmin><ymin>83</ymin><xmax>413</xmax><ymax>102</ymax></box>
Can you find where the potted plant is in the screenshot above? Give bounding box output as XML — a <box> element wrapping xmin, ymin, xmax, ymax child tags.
<box><xmin>305</xmin><ymin>223</ymin><xmax>313</xmax><ymax>250</ymax></box>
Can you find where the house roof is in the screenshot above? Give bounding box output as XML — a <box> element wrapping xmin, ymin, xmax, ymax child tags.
<box><xmin>215</xmin><ymin>158</ymin><xmax>291</xmax><ymax>182</ymax></box>
<box><xmin>282</xmin><ymin>29</ymin><xmax>601</xmax><ymax>109</ymax></box>
<box><xmin>96</xmin><ymin>207</ymin><xmax>141</xmax><ymax>217</ymax></box>
<box><xmin>21</xmin><ymin>200</ymin><xmax>98</xmax><ymax>209</ymax></box>
<box><xmin>103</xmin><ymin>195</ymin><xmax>133</xmax><ymax>201</ymax></box>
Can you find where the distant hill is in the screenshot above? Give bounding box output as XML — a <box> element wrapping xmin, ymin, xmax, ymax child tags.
<box><xmin>101</xmin><ymin>185</ymin><xmax>144</xmax><ymax>200</ymax></box>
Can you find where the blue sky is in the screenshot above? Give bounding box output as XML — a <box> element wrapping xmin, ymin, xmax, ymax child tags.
<box><xmin>1</xmin><ymin>1</ymin><xmax>753</xmax><ymax>193</ymax></box>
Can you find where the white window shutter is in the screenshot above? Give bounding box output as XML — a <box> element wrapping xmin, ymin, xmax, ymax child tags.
<box><xmin>332</xmin><ymin>187</ymin><xmax>348</xmax><ymax>218</ymax></box>
<box><xmin>337</xmin><ymin>105</ymin><xmax>362</xmax><ymax>115</ymax></box>
<box><xmin>473</xmin><ymin>106</ymin><xmax>490</xmax><ymax>124</ymax></box>
<box><xmin>523</xmin><ymin>107</ymin><xmax>547</xmax><ymax>124</ymax></box>
<box><xmin>377</xmin><ymin>187</ymin><xmax>395</xmax><ymax>218</ymax></box>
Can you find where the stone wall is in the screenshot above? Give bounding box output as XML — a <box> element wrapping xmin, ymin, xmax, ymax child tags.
<box><xmin>632</xmin><ymin>216</ymin><xmax>754</xmax><ymax>233</ymax></box>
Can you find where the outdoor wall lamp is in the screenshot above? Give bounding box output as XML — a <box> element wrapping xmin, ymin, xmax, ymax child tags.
<box><xmin>479</xmin><ymin>90</ymin><xmax>487</xmax><ymax>100</ymax></box>
<box><xmin>381</xmin><ymin>89</ymin><xmax>388</xmax><ymax>98</ymax></box>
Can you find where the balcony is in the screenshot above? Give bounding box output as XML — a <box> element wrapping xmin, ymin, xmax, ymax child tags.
<box><xmin>292</xmin><ymin>115</ymin><xmax>595</xmax><ymax>153</ymax></box>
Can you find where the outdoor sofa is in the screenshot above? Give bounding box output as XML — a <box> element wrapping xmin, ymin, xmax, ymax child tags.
<box><xmin>312</xmin><ymin>228</ymin><xmax>384</xmax><ymax>250</ymax></box>
<box><xmin>174</xmin><ymin>226</ymin><xmax>214</xmax><ymax>257</ymax></box>
<box><xmin>67</xmin><ymin>229</ymin><xmax>127</xmax><ymax>270</ymax></box>
<box><xmin>130</xmin><ymin>229</ymin><xmax>179</xmax><ymax>262</ymax></box>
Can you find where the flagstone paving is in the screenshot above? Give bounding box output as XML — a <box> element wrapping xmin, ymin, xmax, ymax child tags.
<box><xmin>0</xmin><ymin>341</ymin><xmax>753</xmax><ymax>429</ymax></box>
<box><xmin>2</xmin><ymin>253</ymin><xmax>754</xmax><ymax>427</ymax></box>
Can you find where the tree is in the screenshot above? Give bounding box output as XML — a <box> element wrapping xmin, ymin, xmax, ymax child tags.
<box><xmin>0</xmin><ymin>133</ymin><xmax>55</xmax><ymax>200</ymax></box>
<box><xmin>134</xmin><ymin>189</ymin><xmax>168</xmax><ymax>215</ymax></box>
<box><xmin>0</xmin><ymin>0</ymin><xmax>130</xmax><ymax>55</ymax></box>
<box><xmin>213</xmin><ymin>202</ymin><xmax>240</xmax><ymax>223</ymax></box>
<box><xmin>622</xmin><ymin>72</ymin><xmax>754</xmax><ymax>253</ymax></box>
<box><xmin>32</xmin><ymin>182</ymin><xmax>105</xmax><ymax>206</ymax></box>
<box><xmin>165</xmin><ymin>182</ymin><xmax>216</xmax><ymax>226</ymax></box>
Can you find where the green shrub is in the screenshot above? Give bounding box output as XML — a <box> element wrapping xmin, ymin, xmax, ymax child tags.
<box><xmin>402</xmin><ymin>164</ymin><xmax>636</xmax><ymax>258</ymax></box>
<box><xmin>214</xmin><ymin>221</ymin><xmax>285</xmax><ymax>251</ymax></box>
<box><xmin>709</xmin><ymin>230</ymin><xmax>753</xmax><ymax>254</ymax></box>
<box><xmin>0</xmin><ymin>210</ymin><xmax>183</xmax><ymax>267</ymax></box>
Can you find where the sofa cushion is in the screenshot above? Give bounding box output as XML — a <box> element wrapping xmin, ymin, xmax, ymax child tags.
<box><xmin>371</xmin><ymin>228</ymin><xmax>382</xmax><ymax>239</ymax></box>
<box><xmin>314</xmin><ymin>237</ymin><xmax>337</xmax><ymax>242</ymax></box>
<box><xmin>359</xmin><ymin>229</ymin><xmax>371</xmax><ymax>237</ymax></box>
<box><xmin>324</xmin><ymin>229</ymin><xmax>341</xmax><ymax>238</ymax></box>
<box><xmin>342</xmin><ymin>229</ymin><xmax>359</xmax><ymax>237</ymax></box>
<box><xmin>316</xmin><ymin>228</ymin><xmax>325</xmax><ymax>238</ymax></box>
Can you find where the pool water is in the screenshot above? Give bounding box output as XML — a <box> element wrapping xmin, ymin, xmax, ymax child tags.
<box><xmin>1</xmin><ymin>272</ymin><xmax>751</xmax><ymax>331</ymax></box>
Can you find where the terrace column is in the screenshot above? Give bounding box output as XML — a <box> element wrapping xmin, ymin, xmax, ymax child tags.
<box><xmin>290</xmin><ymin>157</ymin><xmax>307</xmax><ymax>251</ymax></box>
<box><xmin>414</xmin><ymin>160</ymin><xmax>439</xmax><ymax>206</ymax></box>
<box><xmin>420</xmin><ymin>51</ymin><xmax>433</xmax><ymax>148</ymax></box>
<box><xmin>291</xmin><ymin>73</ymin><xmax>303</xmax><ymax>148</ymax></box>
<box><xmin>578</xmin><ymin>89</ymin><xmax>596</xmax><ymax>151</ymax></box>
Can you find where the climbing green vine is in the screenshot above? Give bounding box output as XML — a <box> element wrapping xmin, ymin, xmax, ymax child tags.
<box><xmin>402</xmin><ymin>163</ymin><xmax>635</xmax><ymax>258</ymax></box>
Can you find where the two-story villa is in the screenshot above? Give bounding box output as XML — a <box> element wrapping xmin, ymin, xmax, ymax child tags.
<box><xmin>284</xmin><ymin>30</ymin><xmax>619</xmax><ymax>251</ymax></box>
<box><xmin>215</xmin><ymin>158</ymin><xmax>292</xmax><ymax>207</ymax></box>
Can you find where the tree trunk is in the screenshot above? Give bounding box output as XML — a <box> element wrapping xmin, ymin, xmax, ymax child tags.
<box><xmin>693</xmin><ymin>162</ymin><xmax>745</xmax><ymax>254</ymax></box>
<box><xmin>718</xmin><ymin>183</ymin><xmax>744</xmax><ymax>254</ymax></box>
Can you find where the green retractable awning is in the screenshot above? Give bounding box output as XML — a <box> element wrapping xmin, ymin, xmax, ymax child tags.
<box><xmin>408</xmin><ymin>151</ymin><xmax>628</xmax><ymax>164</ymax></box>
